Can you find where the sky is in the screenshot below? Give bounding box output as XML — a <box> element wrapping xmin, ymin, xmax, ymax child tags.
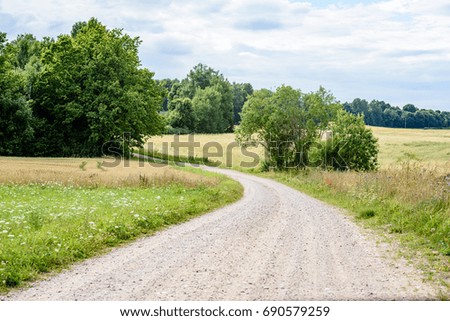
<box><xmin>1</xmin><ymin>0</ymin><xmax>450</xmax><ymax>110</ymax></box>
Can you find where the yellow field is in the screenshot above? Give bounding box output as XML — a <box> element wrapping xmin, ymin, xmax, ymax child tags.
<box><xmin>146</xmin><ymin>127</ymin><xmax>450</xmax><ymax>169</ymax></box>
<box><xmin>145</xmin><ymin>133</ymin><xmax>264</xmax><ymax>169</ymax></box>
<box><xmin>370</xmin><ymin>127</ymin><xmax>450</xmax><ymax>166</ymax></box>
<box><xmin>0</xmin><ymin>157</ymin><xmax>217</xmax><ymax>187</ymax></box>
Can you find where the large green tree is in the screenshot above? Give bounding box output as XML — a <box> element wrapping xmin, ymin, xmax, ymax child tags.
<box><xmin>31</xmin><ymin>18</ymin><xmax>164</xmax><ymax>156</ymax></box>
<box><xmin>192</xmin><ymin>86</ymin><xmax>224</xmax><ymax>133</ymax></box>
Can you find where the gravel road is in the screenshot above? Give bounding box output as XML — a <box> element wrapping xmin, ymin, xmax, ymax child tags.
<box><xmin>2</xmin><ymin>167</ymin><xmax>436</xmax><ymax>300</ymax></box>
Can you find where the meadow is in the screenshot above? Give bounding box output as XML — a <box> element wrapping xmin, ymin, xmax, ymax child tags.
<box><xmin>371</xmin><ymin>126</ymin><xmax>450</xmax><ymax>166</ymax></box>
<box><xmin>0</xmin><ymin>157</ymin><xmax>242</xmax><ymax>291</ymax></box>
<box><xmin>145</xmin><ymin>127</ymin><xmax>450</xmax><ymax>291</ymax></box>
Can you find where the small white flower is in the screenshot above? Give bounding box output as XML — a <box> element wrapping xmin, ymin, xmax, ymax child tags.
<box><xmin>156</xmin><ymin>196</ymin><xmax>161</xmax><ymax>200</ymax></box>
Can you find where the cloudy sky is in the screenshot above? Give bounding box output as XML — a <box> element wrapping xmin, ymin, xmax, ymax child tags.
<box><xmin>1</xmin><ymin>0</ymin><xmax>450</xmax><ymax>110</ymax></box>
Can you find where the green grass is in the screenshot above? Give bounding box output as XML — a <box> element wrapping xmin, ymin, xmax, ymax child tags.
<box><xmin>0</xmin><ymin>172</ymin><xmax>242</xmax><ymax>292</ymax></box>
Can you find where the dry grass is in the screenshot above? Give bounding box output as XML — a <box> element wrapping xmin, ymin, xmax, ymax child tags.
<box><xmin>0</xmin><ymin>157</ymin><xmax>218</xmax><ymax>188</ymax></box>
<box><xmin>312</xmin><ymin>162</ymin><xmax>450</xmax><ymax>206</ymax></box>
<box><xmin>370</xmin><ymin>126</ymin><xmax>450</xmax><ymax>167</ymax></box>
<box><xmin>145</xmin><ymin>134</ymin><xmax>265</xmax><ymax>169</ymax></box>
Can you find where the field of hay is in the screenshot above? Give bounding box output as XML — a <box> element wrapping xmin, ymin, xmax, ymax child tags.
<box><xmin>0</xmin><ymin>157</ymin><xmax>218</xmax><ymax>188</ymax></box>
<box><xmin>370</xmin><ymin>127</ymin><xmax>450</xmax><ymax>166</ymax></box>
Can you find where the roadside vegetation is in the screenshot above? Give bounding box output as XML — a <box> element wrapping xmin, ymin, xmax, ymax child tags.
<box><xmin>0</xmin><ymin>158</ymin><xmax>242</xmax><ymax>292</ymax></box>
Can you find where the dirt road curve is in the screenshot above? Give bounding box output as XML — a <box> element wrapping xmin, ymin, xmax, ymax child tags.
<box><xmin>2</xmin><ymin>167</ymin><xmax>436</xmax><ymax>300</ymax></box>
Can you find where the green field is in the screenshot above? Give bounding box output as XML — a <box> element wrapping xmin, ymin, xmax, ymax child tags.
<box><xmin>0</xmin><ymin>158</ymin><xmax>242</xmax><ymax>291</ymax></box>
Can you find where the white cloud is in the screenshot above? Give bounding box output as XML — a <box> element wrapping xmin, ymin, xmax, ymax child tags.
<box><xmin>1</xmin><ymin>0</ymin><xmax>450</xmax><ymax>109</ymax></box>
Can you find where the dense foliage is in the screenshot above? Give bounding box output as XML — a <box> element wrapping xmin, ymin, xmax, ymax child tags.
<box><xmin>344</xmin><ymin>98</ymin><xmax>450</xmax><ymax>129</ymax></box>
<box><xmin>162</xmin><ymin>64</ymin><xmax>253</xmax><ymax>134</ymax></box>
<box><xmin>310</xmin><ymin>110</ymin><xmax>379</xmax><ymax>171</ymax></box>
<box><xmin>0</xmin><ymin>19</ymin><xmax>164</xmax><ymax>157</ymax></box>
<box><xmin>0</xmin><ymin>32</ymin><xmax>35</xmax><ymax>155</ymax></box>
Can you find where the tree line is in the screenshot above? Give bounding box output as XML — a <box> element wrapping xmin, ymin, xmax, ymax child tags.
<box><xmin>344</xmin><ymin>99</ymin><xmax>450</xmax><ymax>129</ymax></box>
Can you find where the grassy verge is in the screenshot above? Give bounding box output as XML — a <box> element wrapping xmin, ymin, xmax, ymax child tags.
<box><xmin>134</xmin><ymin>147</ymin><xmax>218</xmax><ymax>166</ymax></box>
<box><xmin>259</xmin><ymin>162</ymin><xmax>450</xmax><ymax>291</ymax></box>
<box><xmin>0</xmin><ymin>158</ymin><xmax>242</xmax><ymax>293</ymax></box>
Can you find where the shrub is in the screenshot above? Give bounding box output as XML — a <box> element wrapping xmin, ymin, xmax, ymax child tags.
<box><xmin>315</xmin><ymin>110</ymin><xmax>379</xmax><ymax>171</ymax></box>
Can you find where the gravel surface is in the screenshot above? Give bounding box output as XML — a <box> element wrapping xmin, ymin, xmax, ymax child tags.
<box><xmin>1</xmin><ymin>167</ymin><xmax>437</xmax><ymax>300</ymax></box>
